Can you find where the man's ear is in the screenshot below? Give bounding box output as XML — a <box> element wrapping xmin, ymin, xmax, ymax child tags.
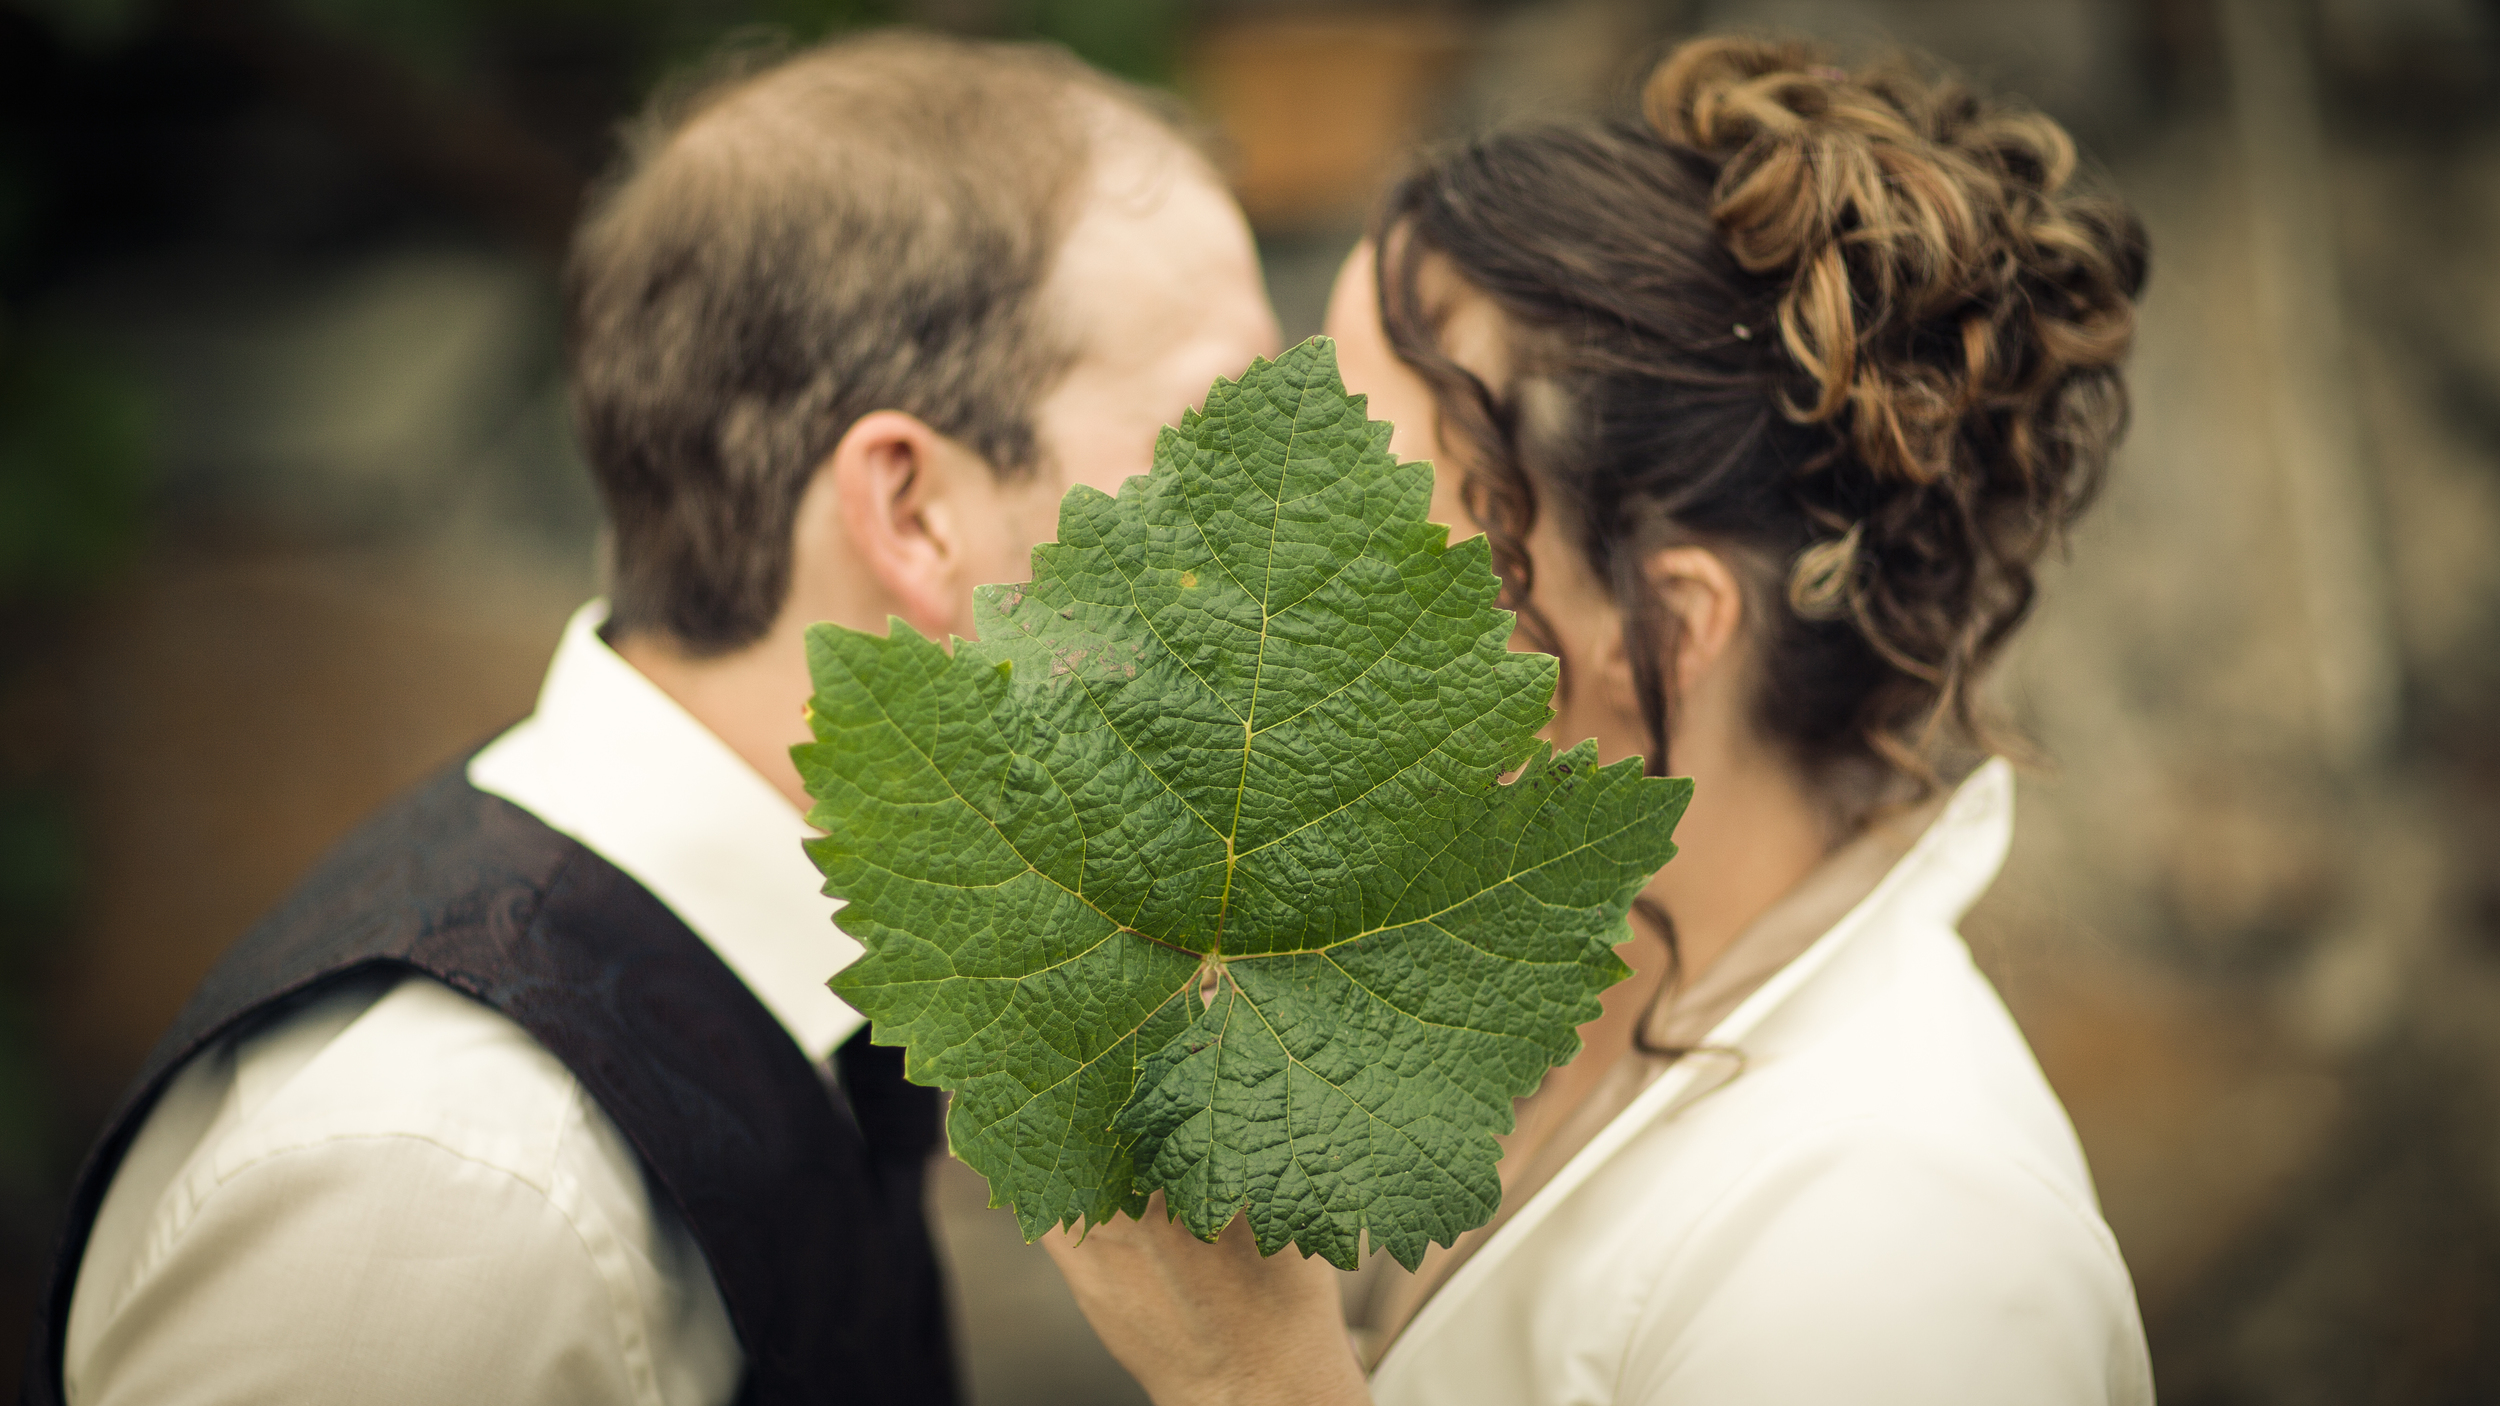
<box><xmin>810</xmin><ymin>410</ymin><xmax>982</xmax><ymax>640</ymax></box>
<box><xmin>1645</xmin><ymin>546</ymin><xmax>1747</xmax><ymax>692</ymax></box>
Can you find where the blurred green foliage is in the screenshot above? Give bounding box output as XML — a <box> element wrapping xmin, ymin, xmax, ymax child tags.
<box><xmin>1016</xmin><ymin>0</ymin><xmax>1184</xmax><ymax>82</ymax></box>
<box><xmin>0</xmin><ymin>332</ymin><xmax>151</xmax><ymax>602</ymax></box>
<box><xmin>18</xmin><ymin>0</ymin><xmax>1181</xmax><ymax>88</ymax></box>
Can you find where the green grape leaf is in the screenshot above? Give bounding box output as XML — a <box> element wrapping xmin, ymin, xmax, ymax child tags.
<box><xmin>797</xmin><ymin>337</ymin><xmax>1689</xmax><ymax>1269</ymax></box>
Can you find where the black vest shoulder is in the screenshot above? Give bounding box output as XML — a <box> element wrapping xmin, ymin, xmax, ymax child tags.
<box><xmin>23</xmin><ymin>761</ymin><xmax>958</xmax><ymax>1406</ymax></box>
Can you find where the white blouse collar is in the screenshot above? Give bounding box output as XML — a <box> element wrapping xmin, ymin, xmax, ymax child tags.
<box><xmin>1380</xmin><ymin>758</ymin><xmax>2017</xmax><ymax>1363</ymax></box>
<box><xmin>1708</xmin><ymin>756</ymin><xmax>2016</xmax><ymax>1055</ymax></box>
<box><xmin>467</xmin><ymin>601</ymin><xmax>865</xmax><ymax>1061</ymax></box>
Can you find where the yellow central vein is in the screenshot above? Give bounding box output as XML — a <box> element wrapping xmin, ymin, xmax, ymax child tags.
<box><xmin>1199</xmin><ymin>983</ymin><xmax>1240</xmax><ymax>1222</ymax></box>
<box><xmin>1208</xmin><ymin>380</ymin><xmax>1309</xmax><ymax>960</ymax></box>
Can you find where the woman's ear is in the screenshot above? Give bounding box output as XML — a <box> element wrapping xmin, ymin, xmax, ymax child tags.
<box><xmin>810</xmin><ymin>410</ymin><xmax>980</xmax><ymax>640</ymax></box>
<box><xmin>1646</xmin><ymin>546</ymin><xmax>1747</xmax><ymax>691</ymax></box>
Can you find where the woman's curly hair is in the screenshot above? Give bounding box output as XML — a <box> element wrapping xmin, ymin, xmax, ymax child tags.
<box><xmin>1375</xmin><ymin>34</ymin><xmax>2149</xmax><ymax>818</ymax></box>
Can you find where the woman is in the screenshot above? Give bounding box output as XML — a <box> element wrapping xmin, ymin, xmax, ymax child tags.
<box><xmin>1046</xmin><ymin>35</ymin><xmax>2152</xmax><ymax>1405</ymax></box>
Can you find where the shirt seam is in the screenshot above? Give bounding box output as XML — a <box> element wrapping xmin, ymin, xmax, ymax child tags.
<box><xmin>548</xmin><ymin>1078</ymin><xmax>673</xmax><ymax>1406</ymax></box>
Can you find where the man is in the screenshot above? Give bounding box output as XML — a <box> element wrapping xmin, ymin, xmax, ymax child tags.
<box><xmin>29</xmin><ymin>30</ymin><xmax>1278</xmax><ymax>1406</ymax></box>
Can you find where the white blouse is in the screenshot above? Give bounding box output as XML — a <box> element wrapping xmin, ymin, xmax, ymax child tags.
<box><xmin>1369</xmin><ymin>761</ymin><xmax>2154</xmax><ymax>1405</ymax></box>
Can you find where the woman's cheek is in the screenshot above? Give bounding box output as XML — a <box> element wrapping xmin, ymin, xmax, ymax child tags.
<box><xmin>1429</xmin><ymin>459</ymin><xmax>1482</xmax><ymax>543</ymax></box>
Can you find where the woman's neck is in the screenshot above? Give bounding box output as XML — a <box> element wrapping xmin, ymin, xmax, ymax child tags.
<box><xmin>1647</xmin><ymin>729</ymin><xmax>1832</xmax><ymax>987</ymax></box>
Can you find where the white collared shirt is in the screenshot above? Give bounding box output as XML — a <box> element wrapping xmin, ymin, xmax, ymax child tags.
<box><xmin>1370</xmin><ymin>762</ymin><xmax>2155</xmax><ymax>1405</ymax></box>
<box><xmin>63</xmin><ymin>602</ymin><xmax>861</xmax><ymax>1406</ymax></box>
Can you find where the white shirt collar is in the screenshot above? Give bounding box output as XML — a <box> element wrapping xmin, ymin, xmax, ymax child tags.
<box><xmin>468</xmin><ymin>601</ymin><xmax>864</xmax><ymax>1061</ymax></box>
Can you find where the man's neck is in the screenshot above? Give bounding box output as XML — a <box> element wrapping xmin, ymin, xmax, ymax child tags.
<box><xmin>614</xmin><ymin>622</ymin><xmax>818</xmax><ymax>815</ymax></box>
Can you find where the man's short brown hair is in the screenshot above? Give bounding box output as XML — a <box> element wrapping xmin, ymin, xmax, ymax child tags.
<box><xmin>566</xmin><ymin>31</ymin><xmax>1197</xmax><ymax>652</ymax></box>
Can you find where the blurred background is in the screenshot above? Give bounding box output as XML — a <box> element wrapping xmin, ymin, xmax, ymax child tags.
<box><xmin>3</xmin><ymin>0</ymin><xmax>2497</xmax><ymax>1400</ymax></box>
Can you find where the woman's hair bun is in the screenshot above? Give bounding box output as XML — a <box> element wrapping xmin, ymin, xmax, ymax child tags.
<box><xmin>1642</xmin><ymin>36</ymin><xmax>2147</xmax><ymax>492</ymax></box>
<box><xmin>1636</xmin><ymin>37</ymin><xmax>2148</xmax><ymax>778</ymax></box>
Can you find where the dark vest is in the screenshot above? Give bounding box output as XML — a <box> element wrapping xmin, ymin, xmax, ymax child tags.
<box><xmin>23</xmin><ymin>762</ymin><xmax>959</xmax><ymax>1406</ymax></box>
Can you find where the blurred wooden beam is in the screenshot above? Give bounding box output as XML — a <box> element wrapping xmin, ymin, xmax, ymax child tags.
<box><xmin>1184</xmin><ymin>12</ymin><xmax>1468</xmax><ymax>232</ymax></box>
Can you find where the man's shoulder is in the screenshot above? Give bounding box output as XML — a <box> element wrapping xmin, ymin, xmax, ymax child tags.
<box><xmin>63</xmin><ymin>971</ymin><xmax>743</xmax><ymax>1406</ymax></box>
<box><xmin>207</xmin><ymin>970</ymin><xmax>599</xmax><ymax>1189</ymax></box>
